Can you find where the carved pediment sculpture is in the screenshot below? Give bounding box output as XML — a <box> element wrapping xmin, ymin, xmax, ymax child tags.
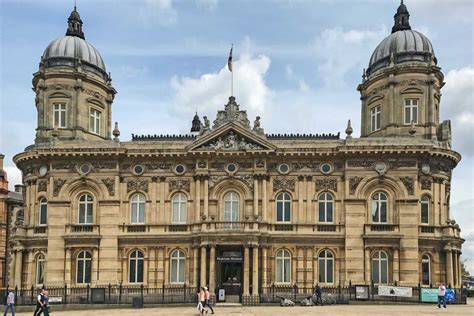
<box><xmin>198</xmin><ymin>131</ymin><xmax>264</xmax><ymax>151</ymax></box>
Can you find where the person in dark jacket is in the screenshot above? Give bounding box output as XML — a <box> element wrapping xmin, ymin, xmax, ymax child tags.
<box><xmin>314</xmin><ymin>285</ymin><xmax>323</xmax><ymax>306</ymax></box>
<box><xmin>33</xmin><ymin>288</ymin><xmax>44</xmax><ymax>316</ymax></box>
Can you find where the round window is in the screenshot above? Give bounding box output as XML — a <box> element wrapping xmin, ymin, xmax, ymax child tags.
<box><xmin>374</xmin><ymin>161</ymin><xmax>387</xmax><ymax>173</ymax></box>
<box><xmin>226</xmin><ymin>163</ymin><xmax>238</xmax><ymax>173</ymax></box>
<box><xmin>174</xmin><ymin>164</ymin><xmax>186</xmax><ymax>175</ymax></box>
<box><xmin>79</xmin><ymin>163</ymin><xmax>91</xmax><ymax>175</ymax></box>
<box><xmin>278</xmin><ymin>163</ymin><xmax>290</xmax><ymax>174</ymax></box>
<box><xmin>320</xmin><ymin>163</ymin><xmax>332</xmax><ymax>174</ymax></box>
<box><xmin>133</xmin><ymin>164</ymin><xmax>144</xmax><ymax>175</ymax></box>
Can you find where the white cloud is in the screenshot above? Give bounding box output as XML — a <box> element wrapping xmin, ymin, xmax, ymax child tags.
<box><xmin>140</xmin><ymin>0</ymin><xmax>178</xmax><ymax>27</ymax></box>
<box><xmin>442</xmin><ymin>66</ymin><xmax>474</xmax><ymax>157</ymax></box>
<box><xmin>4</xmin><ymin>165</ymin><xmax>22</xmax><ymax>191</ymax></box>
<box><xmin>197</xmin><ymin>0</ymin><xmax>219</xmax><ymax>11</ymax></box>
<box><xmin>170</xmin><ymin>53</ymin><xmax>272</xmax><ymax>121</ymax></box>
<box><xmin>313</xmin><ymin>27</ymin><xmax>387</xmax><ymax>87</ymax></box>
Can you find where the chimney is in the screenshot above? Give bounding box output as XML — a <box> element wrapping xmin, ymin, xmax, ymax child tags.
<box><xmin>14</xmin><ymin>184</ymin><xmax>24</xmax><ymax>195</ymax></box>
<box><xmin>0</xmin><ymin>153</ymin><xmax>4</xmax><ymax>170</ymax></box>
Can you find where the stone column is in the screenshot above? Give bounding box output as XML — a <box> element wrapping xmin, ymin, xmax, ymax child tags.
<box><xmin>252</xmin><ymin>246</ymin><xmax>259</xmax><ymax>296</ymax></box>
<box><xmin>193</xmin><ymin>247</ymin><xmax>199</xmax><ymax>287</ymax></box>
<box><xmin>254</xmin><ymin>176</ymin><xmax>259</xmax><ymax>220</ymax></box>
<box><xmin>306</xmin><ymin>176</ymin><xmax>312</xmax><ymax>223</ymax></box>
<box><xmin>14</xmin><ymin>250</ymin><xmax>22</xmax><ymax>287</ymax></box>
<box><xmin>458</xmin><ymin>251</ymin><xmax>462</xmax><ymax>288</ymax></box>
<box><xmin>204</xmin><ymin>176</ymin><xmax>209</xmax><ymax>220</ymax></box>
<box><xmin>364</xmin><ymin>247</ymin><xmax>371</xmax><ymax>284</ymax></box>
<box><xmin>200</xmin><ymin>246</ymin><xmax>207</xmax><ymax>287</ymax></box>
<box><xmin>243</xmin><ymin>246</ymin><xmax>250</xmax><ymax>295</ymax></box>
<box><xmin>445</xmin><ymin>247</ymin><xmax>453</xmax><ymax>287</ymax></box>
<box><xmin>195</xmin><ymin>177</ymin><xmax>201</xmax><ymax>222</ymax></box>
<box><xmin>92</xmin><ymin>248</ymin><xmax>99</xmax><ymax>285</ymax></box>
<box><xmin>452</xmin><ymin>250</ymin><xmax>458</xmax><ymax>287</ymax></box>
<box><xmin>65</xmin><ymin>248</ymin><xmax>72</xmax><ymax>285</ymax></box>
<box><xmin>393</xmin><ymin>248</ymin><xmax>400</xmax><ymax>284</ymax></box>
<box><xmin>209</xmin><ymin>245</ymin><xmax>216</xmax><ymax>293</ymax></box>
<box><xmin>164</xmin><ymin>251</ymin><xmax>169</xmax><ymax>285</ymax></box>
<box><xmin>262</xmin><ymin>177</ymin><xmax>268</xmax><ymax>222</ymax></box>
<box><xmin>25</xmin><ymin>251</ymin><xmax>33</xmax><ymax>287</ymax></box>
<box><xmin>297</xmin><ymin>176</ymin><xmax>304</xmax><ymax>223</ymax></box>
<box><xmin>262</xmin><ymin>247</ymin><xmax>267</xmax><ymax>288</ymax></box>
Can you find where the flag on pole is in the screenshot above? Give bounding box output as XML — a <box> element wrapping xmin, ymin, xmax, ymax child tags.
<box><xmin>227</xmin><ymin>45</ymin><xmax>233</xmax><ymax>72</ymax></box>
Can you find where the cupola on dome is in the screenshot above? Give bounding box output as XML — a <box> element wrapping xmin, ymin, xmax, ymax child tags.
<box><xmin>366</xmin><ymin>1</ymin><xmax>436</xmax><ymax>76</ymax></box>
<box><xmin>41</xmin><ymin>6</ymin><xmax>107</xmax><ymax>77</ymax></box>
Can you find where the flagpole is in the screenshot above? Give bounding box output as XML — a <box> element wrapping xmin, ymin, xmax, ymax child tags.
<box><xmin>231</xmin><ymin>44</ymin><xmax>234</xmax><ymax>97</ymax></box>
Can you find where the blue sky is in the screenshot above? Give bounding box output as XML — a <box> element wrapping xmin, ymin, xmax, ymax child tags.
<box><xmin>1</xmin><ymin>0</ymin><xmax>473</xmax><ymax>272</ymax></box>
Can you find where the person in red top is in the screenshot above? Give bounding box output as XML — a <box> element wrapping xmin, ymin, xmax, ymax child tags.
<box><xmin>204</xmin><ymin>287</ymin><xmax>215</xmax><ymax>314</ymax></box>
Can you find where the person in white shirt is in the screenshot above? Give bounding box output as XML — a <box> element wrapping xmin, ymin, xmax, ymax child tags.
<box><xmin>33</xmin><ymin>288</ymin><xmax>44</xmax><ymax>316</ymax></box>
<box><xmin>3</xmin><ymin>290</ymin><xmax>15</xmax><ymax>316</ymax></box>
<box><xmin>437</xmin><ymin>282</ymin><xmax>447</xmax><ymax>309</ymax></box>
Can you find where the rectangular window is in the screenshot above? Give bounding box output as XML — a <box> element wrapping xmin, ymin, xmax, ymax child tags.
<box><xmin>318</xmin><ymin>260</ymin><xmax>325</xmax><ymax>283</ymax></box>
<box><xmin>404</xmin><ymin>99</ymin><xmax>418</xmax><ymax>124</ymax></box>
<box><xmin>129</xmin><ymin>260</ymin><xmax>136</xmax><ymax>283</ymax></box>
<box><xmin>372</xmin><ymin>260</ymin><xmax>379</xmax><ymax>284</ymax></box>
<box><xmin>422</xmin><ymin>262</ymin><xmax>430</xmax><ymax>285</ymax></box>
<box><xmin>327</xmin><ymin>259</ymin><xmax>334</xmax><ymax>283</ymax></box>
<box><xmin>421</xmin><ymin>203</ymin><xmax>429</xmax><ymax>224</ymax></box>
<box><xmin>89</xmin><ymin>109</ymin><xmax>101</xmax><ymax>135</ymax></box>
<box><xmin>370</xmin><ymin>106</ymin><xmax>381</xmax><ymax>132</ymax></box>
<box><xmin>39</xmin><ymin>203</ymin><xmax>47</xmax><ymax>226</ymax></box>
<box><xmin>53</xmin><ymin>103</ymin><xmax>67</xmax><ymax>128</ymax></box>
<box><xmin>277</xmin><ymin>202</ymin><xmax>283</xmax><ymax>222</ymax></box>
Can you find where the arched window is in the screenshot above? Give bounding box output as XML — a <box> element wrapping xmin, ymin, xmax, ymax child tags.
<box><xmin>372</xmin><ymin>251</ymin><xmax>389</xmax><ymax>284</ymax></box>
<box><xmin>318</xmin><ymin>193</ymin><xmax>334</xmax><ymax>223</ymax></box>
<box><xmin>39</xmin><ymin>198</ymin><xmax>48</xmax><ymax>226</ymax></box>
<box><xmin>76</xmin><ymin>251</ymin><xmax>92</xmax><ymax>284</ymax></box>
<box><xmin>130</xmin><ymin>193</ymin><xmax>146</xmax><ymax>224</ymax></box>
<box><xmin>78</xmin><ymin>194</ymin><xmax>93</xmax><ymax>224</ymax></box>
<box><xmin>421</xmin><ymin>196</ymin><xmax>430</xmax><ymax>224</ymax></box>
<box><xmin>318</xmin><ymin>250</ymin><xmax>334</xmax><ymax>284</ymax></box>
<box><xmin>371</xmin><ymin>192</ymin><xmax>388</xmax><ymax>223</ymax></box>
<box><xmin>422</xmin><ymin>254</ymin><xmax>430</xmax><ymax>286</ymax></box>
<box><xmin>224</xmin><ymin>191</ymin><xmax>239</xmax><ymax>228</ymax></box>
<box><xmin>276</xmin><ymin>249</ymin><xmax>291</xmax><ymax>283</ymax></box>
<box><xmin>276</xmin><ymin>192</ymin><xmax>291</xmax><ymax>223</ymax></box>
<box><xmin>172</xmin><ymin>193</ymin><xmax>187</xmax><ymax>224</ymax></box>
<box><xmin>170</xmin><ymin>249</ymin><xmax>186</xmax><ymax>283</ymax></box>
<box><xmin>129</xmin><ymin>250</ymin><xmax>144</xmax><ymax>283</ymax></box>
<box><xmin>36</xmin><ymin>254</ymin><xmax>45</xmax><ymax>285</ymax></box>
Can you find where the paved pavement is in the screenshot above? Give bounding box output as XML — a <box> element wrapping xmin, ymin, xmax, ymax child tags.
<box><xmin>12</xmin><ymin>301</ymin><xmax>474</xmax><ymax>316</ymax></box>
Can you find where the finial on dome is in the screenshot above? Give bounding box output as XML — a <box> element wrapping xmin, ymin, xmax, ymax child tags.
<box><xmin>191</xmin><ymin>112</ymin><xmax>202</xmax><ymax>133</ymax></box>
<box><xmin>66</xmin><ymin>2</ymin><xmax>85</xmax><ymax>39</ymax></box>
<box><xmin>345</xmin><ymin>119</ymin><xmax>353</xmax><ymax>139</ymax></box>
<box><xmin>392</xmin><ymin>0</ymin><xmax>411</xmax><ymax>33</ymax></box>
<box><xmin>113</xmin><ymin>122</ymin><xmax>120</xmax><ymax>141</ymax></box>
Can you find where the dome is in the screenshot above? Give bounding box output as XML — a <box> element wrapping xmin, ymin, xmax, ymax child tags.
<box><xmin>42</xmin><ymin>36</ymin><xmax>106</xmax><ymax>72</ymax></box>
<box><xmin>367</xmin><ymin>30</ymin><xmax>435</xmax><ymax>75</ymax></box>
<box><xmin>366</xmin><ymin>1</ymin><xmax>436</xmax><ymax>76</ymax></box>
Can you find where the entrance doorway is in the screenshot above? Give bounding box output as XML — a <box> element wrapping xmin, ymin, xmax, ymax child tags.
<box><xmin>216</xmin><ymin>247</ymin><xmax>243</xmax><ymax>302</ymax></box>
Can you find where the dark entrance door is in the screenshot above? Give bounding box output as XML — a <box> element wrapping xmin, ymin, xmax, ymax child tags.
<box><xmin>217</xmin><ymin>248</ymin><xmax>243</xmax><ymax>302</ymax></box>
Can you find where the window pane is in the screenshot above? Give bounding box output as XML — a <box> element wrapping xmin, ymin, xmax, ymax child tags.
<box><xmin>79</xmin><ymin>204</ymin><xmax>85</xmax><ymax>223</ymax></box>
<box><xmin>139</xmin><ymin>203</ymin><xmax>145</xmax><ymax>223</ymax></box>
<box><xmin>137</xmin><ymin>259</ymin><xmax>144</xmax><ymax>283</ymax></box>
<box><xmin>376</xmin><ymin>111</ymin><xmax>380</xmax><ymax>130</ymax></box>
<box><xmin>284</xmin><ymin>258</ymin><xmax>290</xmax><ymax>282</ymax></box>
<box><xmin>327</xmin><ymin>259</ymin><xmax>334</xmax><ymax>283</ymax></box>
<box><xmin>421</xmin><ymin>203</ymin><xmax>429</xmax><ymax>223</ymax></box>
<box><xmin>284</xmin><ymin>201</ymin><xmax>291</xmax><ymax>221</ymax></box>
<box><xmin>380</xmin><ymin>202</ymin><xmax>387</xmax><ymax>223</ymax></box>
<box><xmin>87</xmin><ymin>205</ymin><xmax>93</xmax><ymax>224</ymax></box>
<box><xmin>381</xmin><ymin>260</ymin><xmax>388</xmax><ymax>284</ymax></box>
<box><xmin>422</xmin><ymin>262</ymin><xmax>430</xmax><ymax>285</ymax></box>
<box><xmin>405</xmin><ymin>106</ymin><xmax>411</xmax><ymax>124</ymax></box>
<box><xmin>319</xmin><ymin>202</ymin><xmax>325</xmax><ymax>222</ymax></box>
<box><xmin>412</xmin><ymin>107</ymin><xmax>417</xmax><ymax>123</ymax></box>
<box><xmin>319</xmin><ymin>259</ymin><xmax>325</xmax><ymax>283</ymax></box>
<box><xmin>130</xmin><ymin>259</ymin><xmax>136</xmax><ymax>283</ymax></box>
<box><xmin>85</xmin><ymin>259</ymin><xmax>91</xmax><ymax>283</ymax></box>
<box><xmin>372</xmin><ymin>260</ymin><xmax>379</xmax><ymax>283</ymax></box>
<box><xmin>40</xmin><ymin>203</ymin><xmax>47</xmax><ymax>225</ymax></box>
<box><xmin>77</xmin><ymin>260</ymin><xmax>84</xmax><ymax>283</ymax></box>
<box><xmin>178</xmin><ymin>259</ymin><xmax>185</xmax><ymax>282</ymax></box>
<box><xmin>277</xmin><ymin>202</ymin><xmax>283</xmax><ymax>222</ymax></box>
<box><xmin>327</xmin><ymin>203</ymin><xmax>333</xmax><ymax>222</ymax></box>
<box><xmin>171</xmin><ymin>259</ymin><xmax>178</xmax><ymax>282</ymax></box>
<box><xmin>276</xmin><ymin>259</ymin><xmax>282</xmax><ymax>282</ymax></box>
<box><xmin>372</xmin><ymin>201</ymin><xmax>379</xmax><ymax>222</ymax></box>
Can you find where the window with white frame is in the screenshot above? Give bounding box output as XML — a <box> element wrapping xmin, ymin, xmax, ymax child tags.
<box><xmin>170</xmin><ymin>249</ymin><xmax>186</xmax><ymax>283</ymax></box>
<box><xmin>172</xmin><ymin>193</ymin><xmax>187</xmax><ymax>224</ymax></box>
<box><xmin>39</xmin><ymin>198</ymin><xmax>48</xmax><ymax>226</ymax></box>
<box><xmin>422</xmin><ymin>254</ymin><xmax>430</xmax><ymax>286</ymax></box>
<box><xmin>224</xmin><ymin>191</ymin><xmax>239</xmax><ymax>228</ymax></box>
<box><xmin>276</xmin><ymin>192</ymin><xmax>292</xmax><ymax>223</ymax></box>
<box><xmin>36</xmin><ymin>254</ymin><xmax>45</xmax><ymax>285</ymax></box>
<box><xmin>130</xmin><ymin>193</ymin><xmax>146</xmax><ymax>224</ymax></box>
<box><xmin>53</xmin><ymin>103</ymin><xmax>67</xmax><ymax>128</ymax></box>
<box><xmin>404</xmin><ymin>99</ymin><xmax>418</xmax><ymax>124</ymax></box>
<box><xmin>276</xmin><ymin>249</ymin><xmax>291</xmax><ymax>283</ymax></box>
<box><xmin>370</xmin><ymin>106</ymin><xmax>381</xmax><ymax>132</ymax></box>
<box><xmin>129</xmin><ymin>250</ymin><xmax>144</xmax><ymax>283</ymax></box>
<box><xmin>78</xmin><ymin>194</ymin><xmax>93</xmax><ymax>224</ymax></box>
<box><xmin>371</xmin><ymin>251</ymin><xmax>389</xmax><ymax>284</ymax></box>
<box><xmin>421</xmin><ymin>196</ymin><xmax>430</xmax><ymax>224</ymax></box>
<box><xmin>76</xmin><ymin>251</ymin><xmax>92</xmax><ymax>284</ymax></box>
<box><xmin>318</xmin><ymin>193</ymin><xmax>334</xmax><ymax>223</ymax></box>
<box><xmin>318</xmin><ymin>250</ymin><xmax>334</xmax><ymax>284</ymax></box>
<box><xmin>89</xmin><ymin>109</ymin><xmax>101</xmax><ymax>135</ymax></box>
<box><xmin>371</xmin><ymin>192</ymin><xmax>388</xmax><ymax>223</ymax></box>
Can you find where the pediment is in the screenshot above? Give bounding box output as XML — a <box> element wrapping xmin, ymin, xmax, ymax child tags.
<box><xmin>187</xmin><ymin>122</ymin><xmax>275</xmax><ymax>152</ymax></box>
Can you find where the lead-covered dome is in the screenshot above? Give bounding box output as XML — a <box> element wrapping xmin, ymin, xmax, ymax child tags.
<box><xmin>366</xmin><ymin>1</ymin><xmax>436</xmax><ymax>76</ymax></box>
<box><xmin>40</xmin><ymin>7</ymin><xmax>107</xmax><ymax>77</ymax></box>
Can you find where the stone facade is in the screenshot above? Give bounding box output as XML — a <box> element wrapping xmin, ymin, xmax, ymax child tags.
<box><xmin>8</xmin><ymin>2</ymin><xmax>464</xmax><ymax>304</ymax></box>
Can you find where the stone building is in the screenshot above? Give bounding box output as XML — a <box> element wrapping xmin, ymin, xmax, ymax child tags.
<box><xmin>0</xmin><ymin>154</ymin><xmax>23</xmax><ymax>287</ymax></box>
<box><xmin>9</xmin><ymin>2</ymin><xmax>463</xmax><ymax>303</ymax></box>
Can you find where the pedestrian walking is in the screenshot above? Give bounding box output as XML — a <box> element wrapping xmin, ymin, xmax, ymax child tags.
<box><xmin>196</xmin><ymin>289</ymin><xmax>203</xmax><ymax>315</ymax></box>
<box><xmin>314</xmin><ymin>284</ymin><xmax>323</xmax><ymax>306</ymax></box>
<box><xmin>41</xmin><ymin>291</ymin><xmax>49</xmax><ymax>316</ymax></box>
<box><xmin>33</xmin><ymin>288</ymin><xmax>44</xmax><ymax>316</ymax></box>
<box><xmin>204</xmin><ymin>287</ymin><xmax>215</xmax><ymax>314</ymax></box>
<box><xmin>437</xmin><ymin>282</ymin><xmax>447</xmax><ymax>309</ymax></box>
<box><xmin>199</xmin><ymin>287</ymin><xmax>208</xmax><ymax>314</ymax></box>
<box><xmin>3</xmin><ymin>289</ymin><xmax>15</xmax><ymax>316</ymax></box>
